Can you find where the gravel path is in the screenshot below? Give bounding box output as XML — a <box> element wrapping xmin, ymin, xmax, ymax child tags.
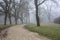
<box><xmin>4</xmin><ymin>25</ymin><xmax>51</xmax><ymax>40</ymax></box>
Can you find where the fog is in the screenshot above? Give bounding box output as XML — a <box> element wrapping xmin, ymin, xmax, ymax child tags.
<box><xmin>28</xmin><ymin>0</ymin><xmax>60</xmax><ymax>23</ymax></box>
<box><xmin>0</xmin><ymin>0</ymin><xmax>60</xmax><ymax>24</ymax></box>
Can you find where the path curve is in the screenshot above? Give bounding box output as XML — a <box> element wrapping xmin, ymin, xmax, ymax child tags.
<box><xmin>4</xmin><ymin>25</ymin><xmax>51</xmax><ymax>40</ymax></box>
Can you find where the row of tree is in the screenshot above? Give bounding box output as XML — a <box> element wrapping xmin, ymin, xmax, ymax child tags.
<box><xmin>34</xmin><ymin>0</ymin><xmax>58</xmax><ymax>26</ymax></box>
<box><xmin>0</xmin><ymin>0</ymin><xmax>58</xmax><ymax>26</ymax></box>
<box><xmin>0</xmin><ymin>0</ymin><xmax>30</xmax><ymax>25</ymax></box>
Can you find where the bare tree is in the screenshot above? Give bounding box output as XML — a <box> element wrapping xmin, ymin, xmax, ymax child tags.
<box><xmin>0</xmin><ymin>0</ymin><xmax>12</xmax><ymax>25</ymax></box>
<box><xmin>8</xmin><ymin>0</ymin><xmax>12</xmax><ymax>24</ymax></box>
<box><xmin>18</xmin><ymin>0</ymin><xmax>29</xmax><ymax>24</ymax></box>
<box><xmin>44</xmin><ymin>3</ymin><xmax>52</xmax><ymax>23</ymax></box>
<box><xmin>34</xmin><ymin>0</ymin><xmax>46</xmax><ymax>26</ymax></box>
<box><xmin>12</xmin><ymin>0</ymin><xmax>18</xmax><ymax>24</ymax></box>
<box><xmin>45</xmin><ymin>0</ymin><xmax>58</xmax><ymax>23</ymax></box>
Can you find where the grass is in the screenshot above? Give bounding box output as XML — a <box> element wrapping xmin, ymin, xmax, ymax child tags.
<box><xmin>25</xmin><ymin>23</ymin><xmax>60</xmax><ymax>40</ymax></box>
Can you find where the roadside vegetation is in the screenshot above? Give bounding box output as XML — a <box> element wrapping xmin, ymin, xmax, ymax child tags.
<box><xmin>0</xmin><ymin>24</ymin><xmax>13</xmax><ymax>32</ymax></box>
<box><xmin>25</xmin><ymin>23</ymin><xmax>60</xmax><ymax>40</ymax></box>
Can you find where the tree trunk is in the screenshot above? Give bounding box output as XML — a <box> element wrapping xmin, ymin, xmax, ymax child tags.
<box><xmin>15</xmin><ymin>10</ymin><xmax>17</xmax><ymax>24</ymax></box>
<box><xmin>26</xmin><ymin>17</ymin><xmax>27</xmax><ymax>24</ymax></box>
<box><xmin>21</xmin><ymin>13</ymin><xmax>23</xmax><ymax>24</ymax></box>
<box><xmin>4</xmin><ymin>13</ymin><xmax>7</xmax><ymax>25</ymax></box>
<box><xmin>8</xmin><ymin>13</ymin><xmax>12</xmax><ymax>25</ymax></box>
<box><xmin>15</xmin><ymin>18</ymin><xmax>17</xmax><ymax>24</ymax></box>
<box><xmin>35</xmin><ymin>0</ymin><xmax>40</xmax><ymax>26</ymax></box>
<box><xmin>8</xmin><ymin>8</ymin><xmax>11</xmax><ymax>25</ymax></box>
<box><xmin>21</xmin><ymin>17</ymin><xmax>23</xmax><ymax>24</ymax></box>
<box><xmin>22</xmin><ymin>19</ymin><xmax>23</xmax><ymax>24</ymax></box>
<box><xmin>15</xmin><ymin>15</ymin><xmax>17</xmax><ymax>25</ymax></box>
<box><xmin>36</xmin><ymin>7</ymin><xmax>40</xmax><ymax>26</ymax></box>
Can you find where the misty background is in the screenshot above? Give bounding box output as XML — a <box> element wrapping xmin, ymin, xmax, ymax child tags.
<box><xmin>0</xmin><ymin>0</ymin><xmax>60</xmax><ymax>24</ymax></box>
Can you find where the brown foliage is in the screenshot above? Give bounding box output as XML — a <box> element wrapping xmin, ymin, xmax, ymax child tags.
<box><xmin>54</xmin><ymin>17</ymin><xmax>60</xmax><ymax>24</ymax></box>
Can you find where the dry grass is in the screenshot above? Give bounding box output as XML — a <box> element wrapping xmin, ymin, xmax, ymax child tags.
<box><xmin>41</xmin><ymin>23</ymin><xmax>60</xmax><ymax>27</ymax></box>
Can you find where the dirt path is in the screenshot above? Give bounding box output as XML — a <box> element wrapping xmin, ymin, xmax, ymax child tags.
<box><xmin>4</xmin><ymin>25</ymin><xmax>51</xmax><ymax>40</ymax></box>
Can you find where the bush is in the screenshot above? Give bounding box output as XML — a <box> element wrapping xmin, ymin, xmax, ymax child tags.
<box><xmin>54</xmin><ymin>17</ymin><xmax>60</xmax><ymax>24</ymax></box>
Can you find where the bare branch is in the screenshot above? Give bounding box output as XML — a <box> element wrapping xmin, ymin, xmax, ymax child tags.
<box><xmin>3</xmin><ymin>0</ymin><xmax>8</xmax><ymax>4</ymax></box>
<box><xmin>51</xmin><ymin>0</ymin><xmax>58</xmax><ymax>6</ymax></box>
<box><xmin>38</xmin><ymin>0</ymin><xmax>46</xmax><ymax>6</ymax></box>
<box><xmin>0</xmin><ymin>2</ymin><xmax>5</xmax><ymax>10</ymax></box>
<box><xmin>51</xmin><ymin>0</ymin><xmax>58</xmax><ymax>4</ymax></box>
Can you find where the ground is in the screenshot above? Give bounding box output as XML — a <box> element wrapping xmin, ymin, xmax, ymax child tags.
<box><xmin>0</xmin><ymin>25</ymin><xmax>51</xmax><ymax>40</ymax></box>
